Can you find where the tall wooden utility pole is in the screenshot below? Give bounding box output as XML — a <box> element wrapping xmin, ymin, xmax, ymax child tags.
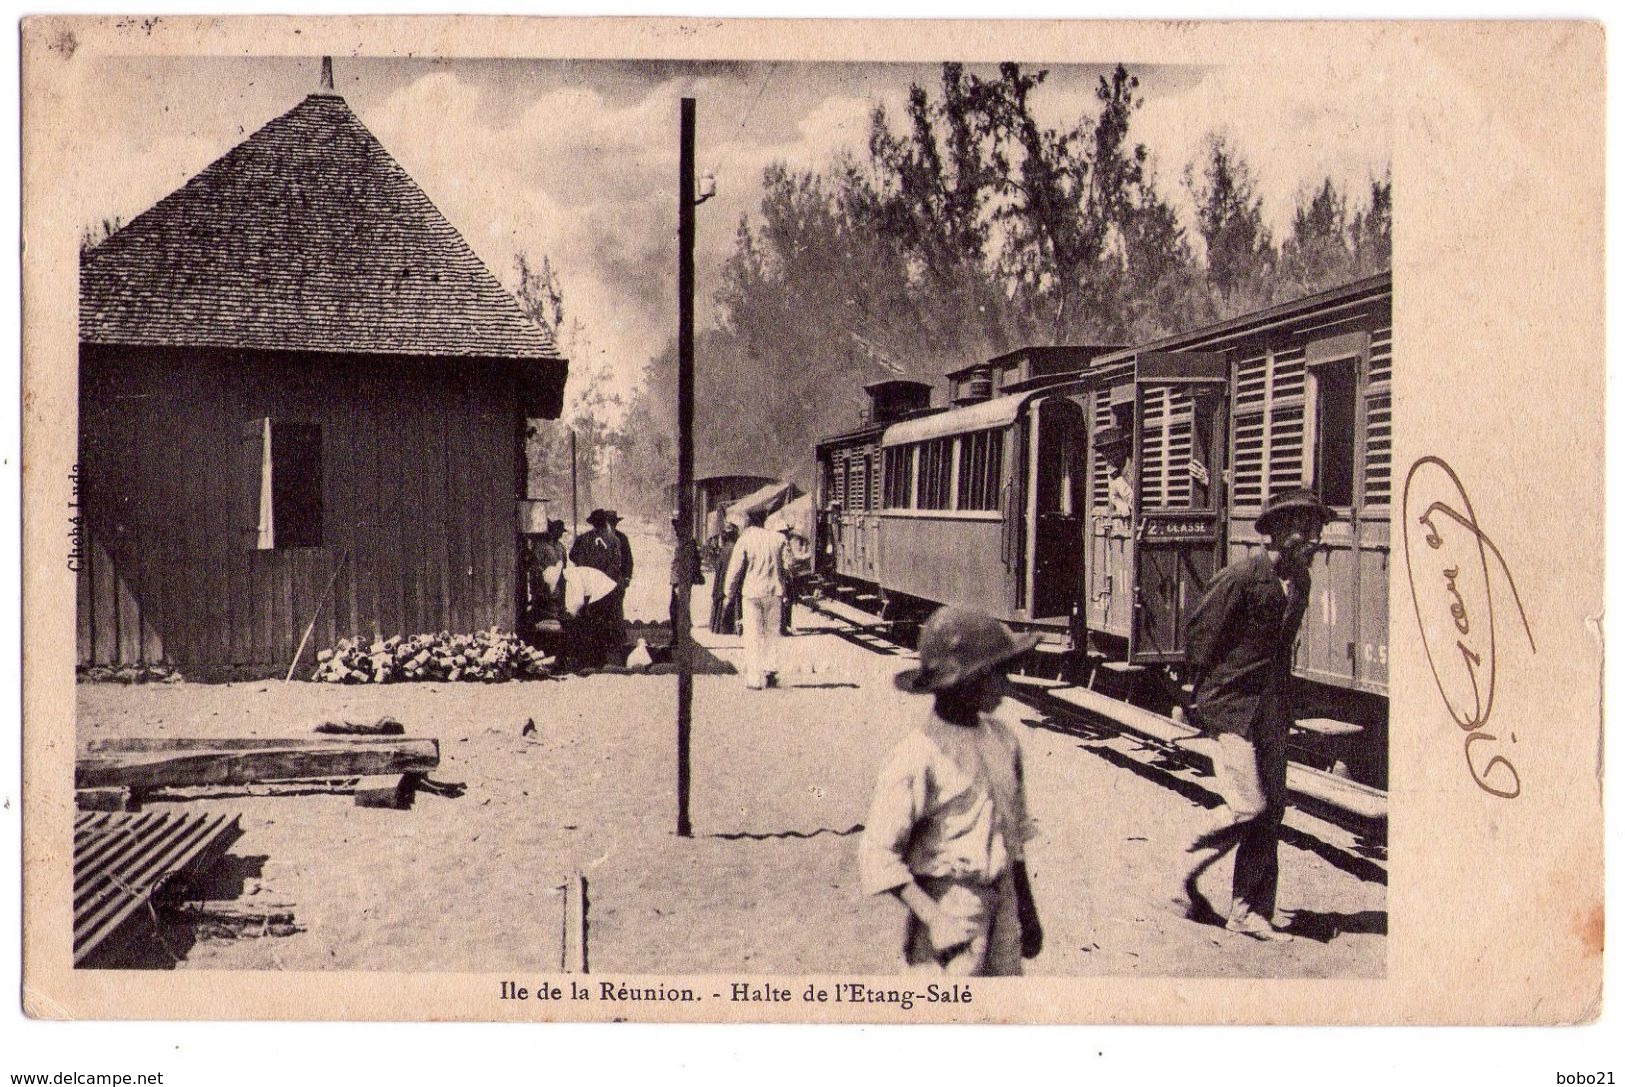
<box><xmin>569</xmin><ymin>429</ymin><xmax>579</xmax><ymax>539</ymax></box>
<box><xmin>675</xmin><ymin>98</ymin><xmax>697</xmax><ymax>838</ymax></box>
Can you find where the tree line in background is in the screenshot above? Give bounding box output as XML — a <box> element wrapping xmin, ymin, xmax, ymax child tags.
<box><xmin>535</xmin><ymin>62</ymin><xmax>1392</xmax><ymax>518</ymax></box>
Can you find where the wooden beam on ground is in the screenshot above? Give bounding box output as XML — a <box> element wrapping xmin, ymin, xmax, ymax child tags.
<box><xmin>1040</xmin><ymin>684</ymin><xmax>1387</xmax><ymax>822</ymax></box>
<box><xmin>76</xmin><ymin>738</ymin><xmax>439</xmax><ymax>790</ymax></box>
<box><xmin>161</xmin><ymin>898</ymin><xmax>301</xmax><ymax>938</ymax></box>
<box><xmin>82</xmin><ymin>736</ymin><xmax>416</xmax><ymax>754</ymax></box>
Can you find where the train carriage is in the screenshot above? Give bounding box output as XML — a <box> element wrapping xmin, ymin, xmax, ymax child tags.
<box><xmin>814</xmin><ymin>380</ymin><xmax>934</xmax><ymax>589</ymax></box>
<box><xmin>813</xmin><ymin>272</ymin><xmax>1392</xmax><ymax>786</ymax></box>
<box><xmin>1081</xmin><ymin>273</ymin><xmax>1391</xmax><ymax>706</ymax></box>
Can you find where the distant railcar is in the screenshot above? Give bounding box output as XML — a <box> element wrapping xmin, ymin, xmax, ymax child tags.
<box><xmin>813</xmin><ymin>273</ymin><xmax>1392</xmax><ymax>786</ymax></box>
<box><xmin>669</xmin><ymin>473</ymin><xmax>780</xmax><ymax>545</ymax></box>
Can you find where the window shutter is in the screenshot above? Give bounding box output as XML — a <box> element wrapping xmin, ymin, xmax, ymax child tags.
<box><xmin>1090</xmin><ymin>387</ymin><xmax>1114</xmax><ymax>510</ymax></box>
<box><xmin>1230</xmin><ymin>347</ymin><xmax>1308</xmax><ymax>513</ymax></box>
<box><xmin>241</xmin><ymin>418</ymin><xmax>272</xmax><ymax>550</ymax></box>
<box><xmin>1363</xmin><ymin>326</ymin><xmax>1393</xmax><ymax>507</ymax></box>
<box><xmin>1140</xmin><ymin>387</ymin><xmax>1195</xmax><ymax>510</ymax></box>
<box><xmin>1267</xmin><ymin>347</ymin><xmax>1307</xmax><ymax>501</ymax></box>
<box><xmin>847</xmin><ymin>454</ymin><xmax>867</xmax><ymax>511</ymax></box>
<box><xmin>1230</xmin><ymin>353</ymin><xmax>1267</xmax><ymax>509</ymax></box>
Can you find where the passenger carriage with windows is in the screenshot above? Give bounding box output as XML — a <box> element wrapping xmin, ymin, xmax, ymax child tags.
<box><xmin>812</xmin><ymin>273</ymin><xmax>1392</xmax><ymax>789</ymax></box>
<box><xmin>814</xmin><ymin>380</ymin><xmax>936</xmax><ymax>592</ymax></box>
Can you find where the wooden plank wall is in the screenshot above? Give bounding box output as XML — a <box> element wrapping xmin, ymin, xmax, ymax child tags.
<box><xmin>77</xmin><ymin>347</ymin><xmax>526</xmax><ymax>675</ymax></box>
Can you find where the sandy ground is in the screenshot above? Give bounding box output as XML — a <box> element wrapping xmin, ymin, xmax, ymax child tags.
<box><xmin>78</xmin><ymin>584</ymin><xmax>1385</xmax><ymax>978</ymax></box>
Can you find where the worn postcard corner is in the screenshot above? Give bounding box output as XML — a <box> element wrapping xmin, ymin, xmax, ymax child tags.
<box><xmin>18</xmin><ymin>15</ymin><xmax>1604</xmax><ymax>1026</ymax></box>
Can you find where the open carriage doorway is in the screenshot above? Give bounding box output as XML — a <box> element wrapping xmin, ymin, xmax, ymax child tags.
<box><xmin>1027</xmin><ymin>396</ymin><xmax>1087</xmax><ymax>619</ymax></box>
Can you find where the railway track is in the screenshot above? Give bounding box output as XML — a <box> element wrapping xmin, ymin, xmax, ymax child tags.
<box><xmin>807</xmin><ymin>592</ymin><xmax>1388</xmax><ymax>885</ymax></box>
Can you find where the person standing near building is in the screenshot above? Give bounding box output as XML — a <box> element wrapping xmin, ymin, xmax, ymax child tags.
<box><xmin>1180</xmin><ymin>488</ymin><xmax>1333</xmax><ymax>941</ymax></box>
<box><xmin>723</xmin><ymin>508</ymin><xmax>787</xmax><ymax>689</ymax></box>
<box><xmin>858</xmin><ymin>607</ymin><xmax>1044</xmax><ymax>976</ymax></box>
<box><xmin>522</xmin><ymin>519</ymin><xmax>569</xmax><ymax>632</ymax></box>
<box><xmin>571</xmin><ymin>508</ymin><xmax>629</xmax><ymax>656</ymax></box>
<box><xmin>548</xmin><ymin>558</ymin><xmax>621</xmax><ymax>670</ymax></box>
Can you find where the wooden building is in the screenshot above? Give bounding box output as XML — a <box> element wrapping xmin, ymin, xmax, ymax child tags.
<box><xmin>77</xmin><ymin>78</ymin><xmax>568</xmax><ymax>677</ymax></box>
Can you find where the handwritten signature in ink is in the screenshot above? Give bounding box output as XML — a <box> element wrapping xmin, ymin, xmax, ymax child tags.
<box><xmin>1402</xmin><ymin>456</ymin><xmax>1537</xmax><ymax>799</ymax></box>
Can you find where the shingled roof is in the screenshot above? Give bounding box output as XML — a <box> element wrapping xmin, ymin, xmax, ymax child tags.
<box><xmin>80</xmin><ymin>92</ymin><xmax>565</xmax><ymax>365</ymax></box>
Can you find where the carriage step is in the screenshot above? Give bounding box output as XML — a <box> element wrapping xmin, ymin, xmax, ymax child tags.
<box><xmin>1048</xmin><ymin>685</ymin><xmax>1201</xmax><ymax>746</ymax></box>
<box><xmin>1009</xmin><ymin>673</ymin><xmax>1071</xmax><ymax>690</ymax></box>
<box><xmin>1293</xmin><ymin>717</ymin><xmax>1364</xmax><ymax>737</ymax></box>
<box><xmin>1287</xmin><ymin>764</ymin><xmax>1387</xmax><ymax>821</ymax></box>
<box><xmin>1040</xmin><ymin>688</ymin><xmax>1388</xmax><ymax>823</ymax></box>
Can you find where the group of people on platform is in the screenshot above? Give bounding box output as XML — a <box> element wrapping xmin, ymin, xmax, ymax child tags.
<box><xmin>521</xmin><ymin>507</ymin><xmax>633</xmax><ymax>669</ymax></box>
<box><xmin>520</xmin><ymin>500</ymin><xmax>811</xmax><ymax>678</ymax></box>
<box><xmin>702</xmin><ymin>504</ymin><xmax>810</xmax><ymax>689</ymax></box>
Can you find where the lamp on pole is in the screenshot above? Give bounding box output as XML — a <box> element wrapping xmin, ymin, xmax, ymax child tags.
<box><xmin>675</xmin><ymin>98</ymin><xmax>698</xmax><ymax>838</ymax></box>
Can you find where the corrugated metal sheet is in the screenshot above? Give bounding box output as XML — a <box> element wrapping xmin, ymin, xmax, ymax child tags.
<box><xmin>74</xmin><ymin>810</ymin><xmax>242</xmax><ymax>966</ymax></box>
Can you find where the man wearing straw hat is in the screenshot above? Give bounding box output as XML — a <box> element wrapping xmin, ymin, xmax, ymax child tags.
<box><xmin>859</xmin><ymin>607</ymin><xmax>1045</xmax><ymax>976</ymax></box>
<box><xmin>1094</xmin><ymin>424</ymin><xmax>1135</xmax><ymax>521</ymax></box>
<box><xmin>1181</xmin><ymin>487</ymin><xmax>1334</xmax><ymax>942</ymax></box>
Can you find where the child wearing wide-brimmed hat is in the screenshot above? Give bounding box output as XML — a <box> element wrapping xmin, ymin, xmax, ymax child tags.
<box><xmin>858</xmin><ymin>606</ymin><xmax>1044</xmax><ymax>976</ymax></box>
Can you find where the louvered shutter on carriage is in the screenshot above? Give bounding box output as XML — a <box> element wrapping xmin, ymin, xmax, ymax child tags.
<box><xmin>1267</xmin><ymin>347</ymin><xmax>1308</xmax><ymax>500</ymax></box>
<box><xmin>1230</xmin><ymin>347</ymin><xmax>1308</xmax><ymax>513</ymax></box>
<box><xmin>1090</xmin><ymin>388</ymin><xmax>1115</xmax><ymax>510</ymax></box>
<box><xmin>1139</xmin><ymin>386</ymin><xmax>1195</xmax><ymax>510</ymax></box>
<box><xmin>1363</xmin><ymin>327</ymin><xmax>1393</xmax><ymax>507</ymax></box>
<box><xmin>848</xmin><ymin>453</ymin><xmax>869</xmax><ymax>511</ymax></box>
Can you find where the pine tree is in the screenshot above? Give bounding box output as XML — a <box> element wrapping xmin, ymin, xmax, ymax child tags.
<box><xmin>1186</xmin><ymin>132</ymin><xmax>1276</xmax><ymax>313</ymax></box>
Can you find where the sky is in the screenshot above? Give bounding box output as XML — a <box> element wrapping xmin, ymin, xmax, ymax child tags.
<box><xmin>78</xmin><ymin>54</ymin><xmax>1391</xmax><ymax>417</ymax></box>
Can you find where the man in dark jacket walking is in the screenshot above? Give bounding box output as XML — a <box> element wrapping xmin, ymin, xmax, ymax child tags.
<box><xmin>1181</xmin><ymin>488</ymin><xmax>1333</xmax><ymax>941</ymax></box>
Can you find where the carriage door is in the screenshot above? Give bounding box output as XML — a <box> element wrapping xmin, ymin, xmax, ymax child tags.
<box><xmin>1027</xmin><ymin>396</ymin><xmax>1087</xmax><ymax>619</ymax></box>
<box><xmin>1130</xmin><ymin>353</ymin><xmax>1228</xmax><ymax>663</ymax></box>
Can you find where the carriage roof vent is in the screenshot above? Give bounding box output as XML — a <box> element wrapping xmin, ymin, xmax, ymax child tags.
<box><xmin>946</xmin><ymin>364</ymin><xmax>994</xmax><ymax>406</ymax></box>
<box><xmin>863</xmin><ymin>379</ymin><xmax>932</xmax><ymax>424</ymax></box>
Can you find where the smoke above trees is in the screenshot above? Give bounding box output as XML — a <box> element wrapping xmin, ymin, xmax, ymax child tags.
<box><xmin>535</xmin><ymin>62</ymin><xmax>1392</xmax><ymax>516</ymax></box>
